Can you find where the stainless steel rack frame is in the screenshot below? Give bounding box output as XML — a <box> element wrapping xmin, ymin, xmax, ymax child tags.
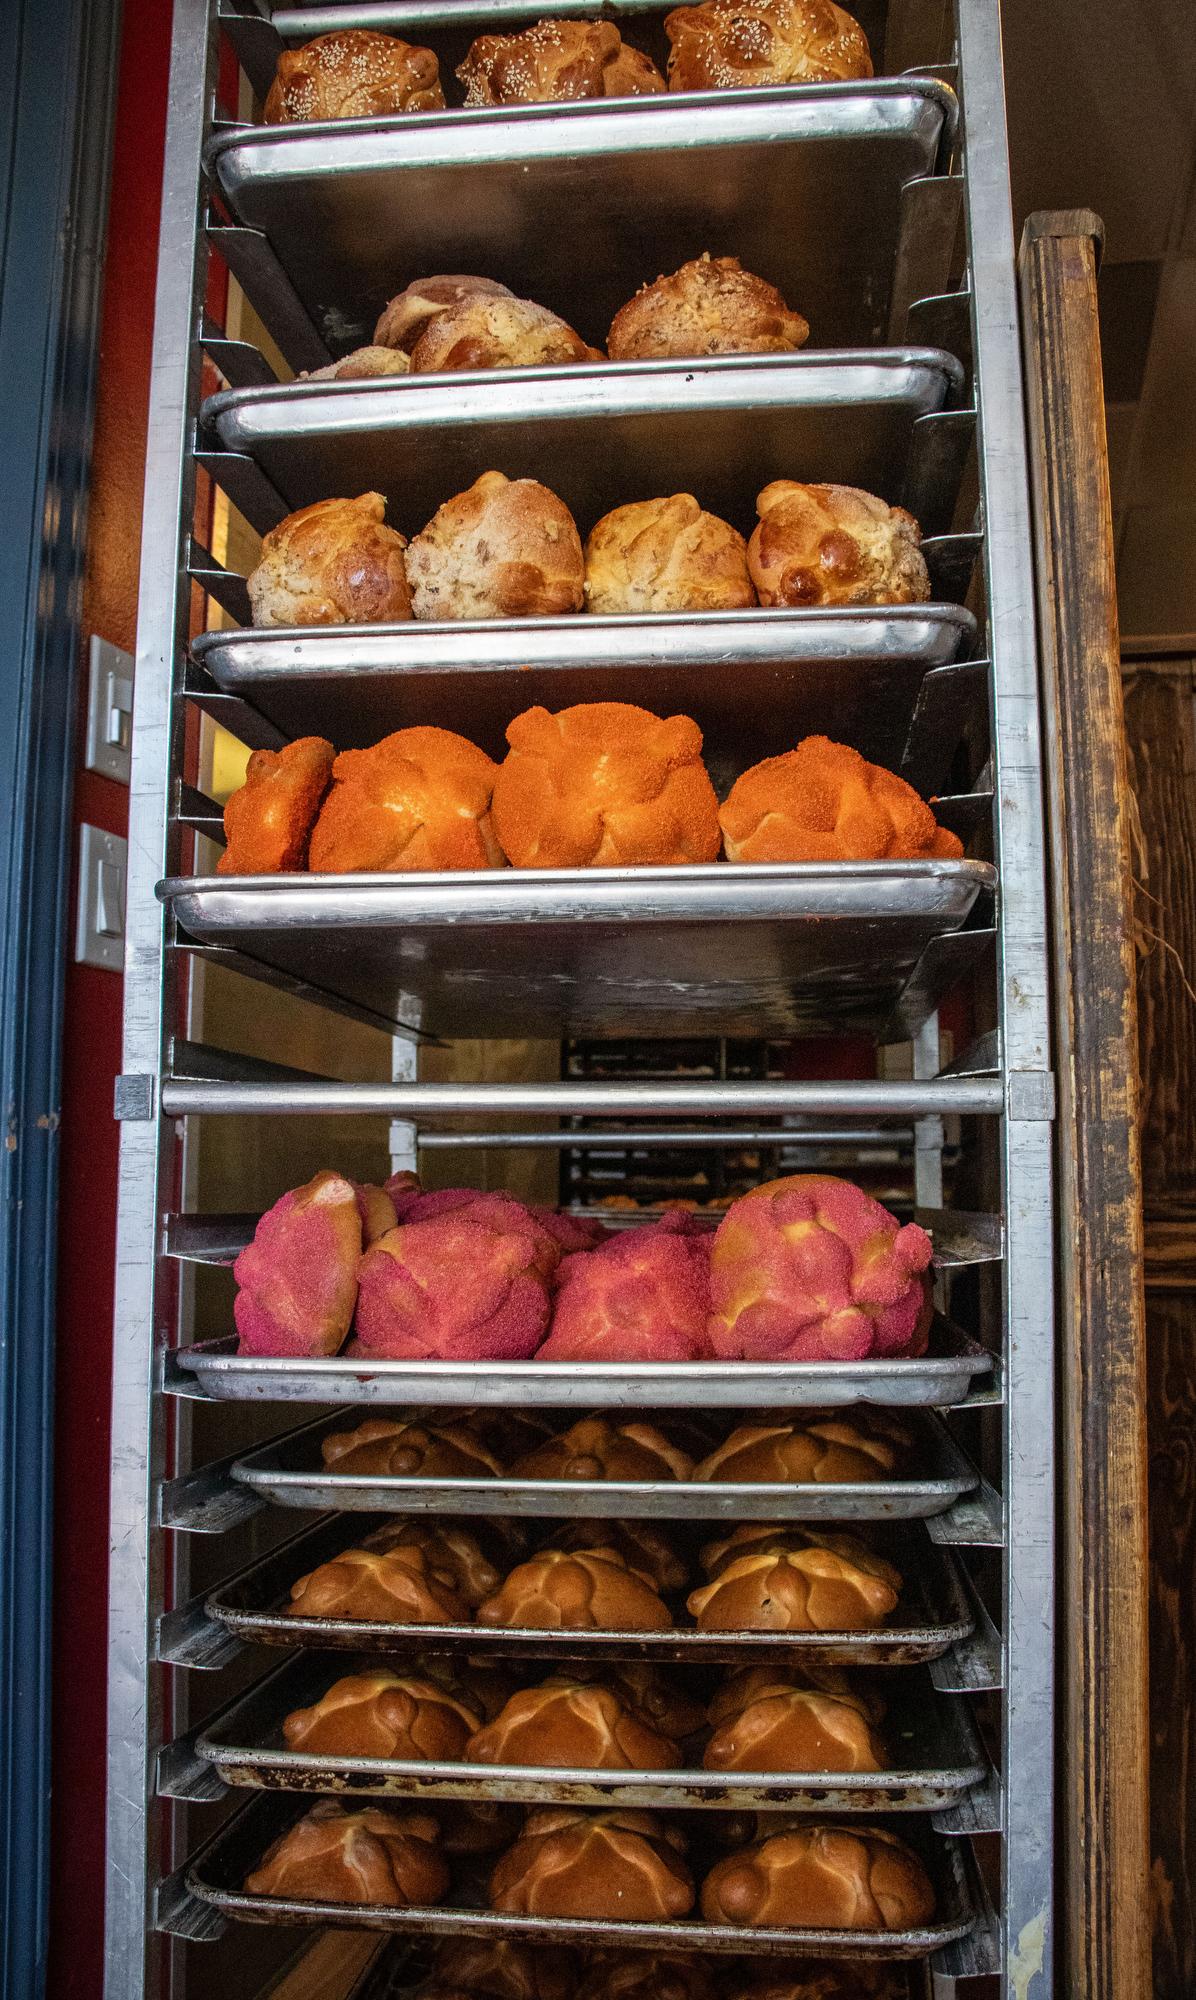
<box><xmin>106</xmin><ymin>2</ymin><xmax>1055</xmax><ymax>1995</ymax></box>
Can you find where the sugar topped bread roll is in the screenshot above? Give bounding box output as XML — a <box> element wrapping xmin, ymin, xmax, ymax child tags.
<box><xmin>264</xmin><ymin>30</ymin><xmax>445</xmax><ymax>122</ymax></box>
<box><xmin>406</xmin><ymin>472</ymin><xmax>585</xmax><ymax>621</ymax></box>
<box><xmin>584</xmin><ymin>495</ymin><xmax>755</xmax><ymax>614</ymax></box>
<box><xmin>376</xmin><ymin>276</ymin><xmax>515</xmax><ymax>353</ymax></box>
<box><xmin>693</xmin><ymin>1417</ymin><xmax>900</xmax><ymax>1484</ymax></box>
<box><xmin>410</xmin><ymin>294</ymin><xmax>600</xmax><ymax>373</ymax></box>
<box><xmin>458</xmin><ymin>20</ymin><xmax>665</xmax><ymax>106</ymax></box>
<box><xmin>248</xmin><ymin>493</ymin><xmax>413</xmax><ymax>628</ymax></box>
<box><xmin>719</xmin><ymin>736</ymin><xmax>964</xmax><ymax>863</ymax></box>
<box><xmin>664</xmin><ymin>1</ymin><xmax>872</xmax><ymax>91</ymax></box>
<box><xmin>687</xmin><ymin>1529</ymin><xmax>902</xmax><ymax>1631</ymax></box>
<box><xmin>748</xmin><ymin>481</ymin><xmax>930</xmax><ymax>608</ymax></box>
<box><xmin>218</xmin><ymin>737</ymin><xmax>335</xmax><ymax>877</ymax></box>
<box><xmin>466</xmin><ymin>1674</ymin><xmax>682</xmax><ymax>1770</ymax></box>
<box><xmin>283</xmin><ymin>1670</ymin><xmax>482</xmax><ymax>1759</ymax></box>
<box><xmin>321</xmin><ymin>1417</ymin><xmax>501</xmax><ymax>1479</ymax></box>
<box><xmin>287</xmin><ymin>1542</ymin><xmax>469</xmax><ymax>1625</ymax></box>
<box><xmin>244</xmin><ymin>1800</ymin><xmax>448</xmax><ymax>1905</ymax></box>
<box><xmin>307</xmin><ymin>727</ymin><xmax>503</xmax><ymax>873</ymax></box>
<box><xmin>232</xmin><ymin>1169</ymin><xmax>361</xmax><ymax>1358</ymax></box>
<box><xmin>510</xmin><ymin>1416</ymin><xmax>694</xmax><ymax>1483</ymax></box>
<box><xmin>428</xmin><ymin>1938</ymin><xmax>577</xmax><ymax>2000</ymax></box>
<box><xmin>477</xmin><ymin>1547</ymin><xmax>672</xmax><ymax>1631</ymax></box>
<box><xmin>703</xmin><ymin>1678</ymin><xmax>886</xmax><ymax>1772</ymax></box>
<box><xmin>608</xmin><ymin>255</ymin><xmax>809</xmax><ymax>360</ymax></box>
<box><xmin>492</xmin><ymin>701</ymin><xmax>721</xmax><ymax>868</ymax></box>
<box><xmin>700</xmin><ymin>1823</ymin><xmax>934</xmax><ymax>1930</ymax></box>
<box><xmin>489</xmin><ymin>1808</ymin><xmax>694</xmax><ymax>1920</ymax></box>
<box><xmin>301</xmin><ymin>346</ymin><xmax>411</xmax><ymax>381</ymax></box>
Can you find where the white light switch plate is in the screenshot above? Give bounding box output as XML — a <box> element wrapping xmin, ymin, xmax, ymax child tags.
<box><xmin>85</xmin><ymin>634</ymin><xmax>134</xmax><ymax>784</ymax></box>
<box><xmin>76</xmin><ymin>824</ymin><xmax>128</xmax><ymax>972</ymax></box>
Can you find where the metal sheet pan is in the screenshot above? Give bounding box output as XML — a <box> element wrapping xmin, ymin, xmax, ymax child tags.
<box><xmin>160</xmin><ymin>860</ymin><xmax>995</xmax><ymax>1042</ymax></box>
<box><xmin>203</xmin><ymin>1514</ymin><xmax>975</xmax><ymax>1668</ymax></box>
<box><xmin>184</xmin><ymin>1789</ymin><xmax>975</xmax><ymax>1955</ymax></box>
<box><xmin>201</xmin><ymin>351</ymin><xmax>962</xmax><ymax>534</ymax></box>
<box><xmin>230</xmin><ymin>1409</ymin><xmax>980</xmax><ymax>1523</ymax></box>
<box><xmin>195</xmin><ymin>1650</ymin><xmax>988</xmax><ymax>1814</ymax></box>
<box><xmin>171</xmin><ymin>1320</ymin><xmax>995</xmax><ymax>1412</ymax></box>
<box><xmin>204</xmin><ymin>84</ymin><xmax>956</xmax><ymax>357</ymax></box>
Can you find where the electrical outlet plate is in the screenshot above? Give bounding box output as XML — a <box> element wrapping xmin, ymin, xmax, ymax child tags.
<box><xmin>85</xmin><ymin>634</ymin><xmax>134</xmax><ymax>784</ymax></box>
<box><xmin>76</xmin><ymin>824</ymin><xmax>128</xmax><ymax>972</ymax></box>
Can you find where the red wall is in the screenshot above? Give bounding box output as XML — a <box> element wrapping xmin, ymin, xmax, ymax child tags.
<box><xmin>47</xmin><ymin>3</ymin><xmax>171</xmax><ymax>1992</ymax></box>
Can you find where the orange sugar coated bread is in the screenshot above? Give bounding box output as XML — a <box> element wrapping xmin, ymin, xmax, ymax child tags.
<box><xmin>466</xmin><ymin>1674</ymin><xmax>682</xmax><ymax>1771</ymax></box>
<box><xmin>457</xmin><ymin>20</ymin><xmax>664</xmax><ymax>106</ymax></box>
<box><xmin>700</xmin><ymin>1823</ymin><xmax>934</xmax><ymax>1930</ymax></box>
<box><xmin>406</xmin><ymin>472</ymin><xmax>585</xmax><ymax>621</ymax></box>
<box><xmin>374</xmin><ymin>276</ymin><xmax>515</xmax><ymax>353</ymax></box>
<box><xmin>664</xmin><ymin>0</ymin><xmax>872</xmax><ymax>91</ymax></box>
<box><xmin>510</xmin><ymin>1416</ymin><xmax>694</xmax><ymax>1483</ymax></box>
<box><xmin>702</xmin><ymin>1679</ymin><xmax>886</xmax><ymax>1772</ymax></box>
<box><xmin>306</xmin><ymin>726</ymin><xmax>503</xmax><ymax>873</ymax></box>
<box><xmin>687</xmin><ymin>1529</ymin><xmax>902</xmax><ymax>1631</ymax></box>
<box><xmin>584</xmin><ymin>495</ymin><xmax>756</xmax><ymax>614</ymax></box>
<box><xmin>247</xmin><ymin>493</ymin><xmax>413</xmax><ymax>628</ymax></box>
<box><xmin>477</xmin><ymin>1547</ymin><xmax>673</xmax><ymax>1632</ymax></box>
<box><xmin>693</xmin><ymin>1416</ymin><xmax>901</xmax><ymax>1483</ymax></box>
<box><xmin>409</xmin><ymin>294</ymin><xmax>600</xmax><ymax>373</ymax></box>
<box><xmin>217</xmin><ymin>737</ymin><xmax>335</xmax><ymax>876</ymax></box>
<box><xmin>264</xmin><ymin>31</ymin><xmax>444</xmax><ymax>122</ymax></box>
<box><xmin>282</xmin><ymin>1670</ymin><xmax>482</xmax><ymax>1759</ymax></box>
<box><xmin>719</xmin><ymin>736</ymin><xmax>963</xmax><ymax>863</ymax></box>
<box><xmin>244</xmin><ymin>1800</ymin><xmax>448</xmax><ymax>1905</ymax></box>
<box><xmin>489</xmin><ymin>1808</ymin><xmax>694</xmax><ymax>1920</ymax></box>
<box><xmin>492</xmin><ymin>702</ymin><xmax>721</xmax><ymax>868</ymax></box>
<box><xmin>608</xmin><ymin>254</ymin><xmax>809</xmax><ymax>360</ymax></box>
<box><xmin>286</xmin><ymin>1542</ymin><xmax>469</xmax><ymax>1625</ymax></box>
<box><xmin>747</xmin><ymin>481</ymin><xmax>930</xmax><ymax>608</ymax></box>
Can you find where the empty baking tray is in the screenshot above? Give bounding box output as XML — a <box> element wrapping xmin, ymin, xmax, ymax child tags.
<box><xmin>204</xmin><ymin>82</ymin><xmax>956</xmax><ymax>357</ymax></box>
<box><xmin>230</xmin><ymin>1408</ymin><xmax>980</xmax><ymax>1523</ymax></box>
<box><xmin>195</xmin><ymin>1650</ymin><xmax>987</xmax><ymax>1814</ymax></box>
<box><xmin>160</xmin><ymin>859</ymin><xmax>995</xmax><ymax>1042</ymax></box>
<box><xmin>183</xmin><ymin>1789</ymin><xmax>975</xmax><ymax>1955</ymax></box>
<box><xmin>202</xmin><ymin>350</ymin><xmax>962</xmax><ymax>534</ymax></box>
<box><xmin>203</xmin><ymin>1513</ymin><xmax>975</xmax><ymax>1668</ymax></box>
<box><xmin>171</xmin><ymin>1319</ymin><xmax>996</xmax><ymax>1413</ymax></box>
<box><xmin>190</xmin><ymin>606</ymin><xmax>978</xmax><ymax>776</ymax></box>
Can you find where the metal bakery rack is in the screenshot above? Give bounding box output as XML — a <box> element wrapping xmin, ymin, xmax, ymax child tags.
<box><xmin>107</xmin><ymin>2</ymin><xmax>1052</xmax><ymax>1997</ymax></box>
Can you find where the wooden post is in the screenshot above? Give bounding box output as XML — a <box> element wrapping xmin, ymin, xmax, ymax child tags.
<box><xmin>1018</xmin><ymin>211</ymin><xmax>1152</xmax><ymax>1998</ymax></box>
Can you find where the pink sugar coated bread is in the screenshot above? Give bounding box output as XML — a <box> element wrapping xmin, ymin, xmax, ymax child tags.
<box><xmin>233</xmin><ymin>1170</ymin><xmax>363</xmax><ymax>1357</ymax></box>
<box><xmin>353</xmin><ymin>1193</ymin><xmax>562</xmax><ymax>1360</ymax></box>
<box><xmin>538</xmin><ymin>1214</ymin><xmax>713</xmax><ymax>1362</ymax></box>
<box><xmin>530</xmin><ymin>1206</ymin><xmax>610</xmax><ymax>1256</ymax></box>
<box><xmin>708</xmin><ymin>1174</ymin><xmax>934</xmax><ymax>1362</ymax></box>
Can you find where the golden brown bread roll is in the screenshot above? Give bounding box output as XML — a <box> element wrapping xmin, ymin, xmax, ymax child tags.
<box><xmin>703</xmin><ymin>1681</ymin><xmax>886</xmax><ymax>1772</ymax></box>
<box><xmin>490</xmin><ymin>1808</ymin><xmax>694</xmax><ymax>1920</ymax></box>
<box><xmin>410</xmin><ymin>295</ymin><xmax>601</xmax><ymax>373</ymax></box>
<box><xmin>466</xmin><ymin>1675</ymin><xmax>682</xmax><ymax>1770</ymax></box>
<box><xmin>539</xmin><ymin>1519</ymin><xmax>689</xmax><ymax>1595</ymax></box>
<box><xmin>693</xmin><ymin>1417</ymin><xmax>899</xmax><ymax>1484</ymax></box>
<box><xmin>247</xmin><ymin>494</ymin><xmax>413</xmax><ymax>628</ymax></box>
<box><xmin>562</xmin><ymin>1662</ymin><xmax>707</xmax><ymax>1743</ymax></box>
<box><xmin>687</xmin><ymin>1530</ymin><xmax>902</xmax><ymax>1631</ymax></box>
<box><xmin>708</xmin><ymin>1661</ymin><xmax>885</xmax><ymax>1726</ymax></box>
<box><xmin>510</xmin><ymin>1416</ymin><xmax>694</xmax><ymax>1483</ymax></box>
<box><xmin>286</xmin><ymin>1542</ymin><xmax>469</xmax><ymax>1625</ymax></box>
<box><xmin>406</xmin><ymin>472</ymin><xmax>585</xmax><ymax>621</ymax></box>
<box><xmin>321</xmin><ymin>1417</ymin><xmax>502</xmax><ymax>1479</ymax></box>
<box><xmin>608</xmin><ymin>254</ymin><xmax>809</xmax><ymax>360</ymax></box>
<box><xmin>719</xmin><ymin>736</ymin><xmax>964</xmax><ymax>864</ymax></box>
<box><xmin>492</xmin><ymin>702</ymin><xmax>722</xmax><ymax>868</ymax></box>
<box><xmin>282</xmin><ymin>1670</ymin><xmax>482</xmax><ymax>1759</ymax></box>
<box><xmin>458</xmin><ymin>21</ymin><xmax>665</xmax><ymax>106</ymax></box>
<box><xmin>375</xmin><ymin>276</ymin><xmax>515</xmax><ymax>353</ymax></box>
<box><xmin>664</xmin><ymin>1</ymin><xmax>872</xmax><ymax>91</ymax></box>
<box><xmin>244</xmin><ymin>1800</ymin><xmax>448</xmax><ymax>1905</ymax></box>
<box><xmin>301</xmin><ymin>346</ymin><xmax>411</xmax><ymax>381</ymax></box>
<box><xmin>747</xmin><ymin>482</ymin><xmax>930</xmax><ymax>608</ymax></box>
<box><xmin>217</xmin><ymin>737</ymin><xmax>335</xmax><ymax>876</ymax></box>
<box><xmin>307</xmin><ymin>728</ymin><xmax>503</xmax><ymax>873</ymax></box>
<box><xmin>579</xmin><ymin>1954</ymin><xmax>717</xmax><ymax>2000</ymax></box>
<box><xmin>700</xmin><ymin>1823</ymin><xmax>934</xmax><ymax>1929</ymax></box>
<box><xmin>437</xmin><ymin>1798</ymin><xmax>523</xmax><ymax>1856</ymax></box>
<box><xmin>726</xmin><ymin>1964</ymin><xmax>905</xmax><ymax>2000</ymax></box>
<box><xmin>698</xmin><ymin>1519</ymin><xmax>794</xmax><ymax>1575</ymax></box>
<box><xmin>584</xmin><ymin>495</ymin><xmax>755</xmax><ymax>615</ymax></box>
<box><xmin>264</xmin><ymin>31</ymin><xmax>445</xmax><ymax>122</ymax></box>
<box><xmin>360</xmin><ymin>1519</ymin><xmax>505</xmax><ymax>1609</ymax></box>
<box><xmin>428</xmin><ymin>1937</ymin><xmax>577</xmax><ymax>2000</ymax></box>
<box><xmin>477</xmin><ymin>1548</ymin><xmax>672</xmax><ymax>1631</ymax></box>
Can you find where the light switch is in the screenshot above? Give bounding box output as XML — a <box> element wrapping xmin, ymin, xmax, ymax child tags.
<box><xmin>76</xmin><ymin>824</ymin><xmax>128</xmax><ymax>971</ymax></box>
<box><xmin>84</xmin><ymin>634</ymin><xmax>134</xmax><ymax>784</ymax></box>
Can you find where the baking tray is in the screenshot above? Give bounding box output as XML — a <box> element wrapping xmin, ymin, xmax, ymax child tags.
<box><xmin>203</xmin><ymin>1513</ymin><xmax>975</xmax><ymax>1668</ymax></box>
<box><xmin>195</xmin><ymin>1650</ymin><xmax>988</xmax><ymax>1814</ymax></box>
<box><xmin>183</xmin><ymin>1789</ymin><xmax>975</xmax><ymax>1956</ymax></box>
<box><xmin>170</xmin><ymin>1320</ymin><xmax>995</xmax><ymax>1411</ymax></box>
<box><xmin>201</xmin><ymin>350</ymin><xmax>962</xmax><ymax>534</ymax></box>
<box><xmin>160</xmin><ymin>859</ymin><xmax>994</xmax><ymax>1042</ymax></box>
<box><xmin>229</xmin><ymin>1409</ymin><xmax>980</xmax><ymax>1522</ymax></box>
<box><xmin>204</xmin><ymin>82</ymin><xmax>956</xmax><ymax>357</ymax></box>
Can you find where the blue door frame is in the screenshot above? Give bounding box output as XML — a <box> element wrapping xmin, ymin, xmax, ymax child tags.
<box><xmin>0</xmin><ymin>4</ymin><xmax>121</xmax><ymax>1993</ymax></box>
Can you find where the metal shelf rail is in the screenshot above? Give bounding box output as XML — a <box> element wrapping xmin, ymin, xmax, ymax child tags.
<box><xmin>106</xmin><ymin>3</ymin><xmax>1054</xmax><ymax>1996</ymax></box>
